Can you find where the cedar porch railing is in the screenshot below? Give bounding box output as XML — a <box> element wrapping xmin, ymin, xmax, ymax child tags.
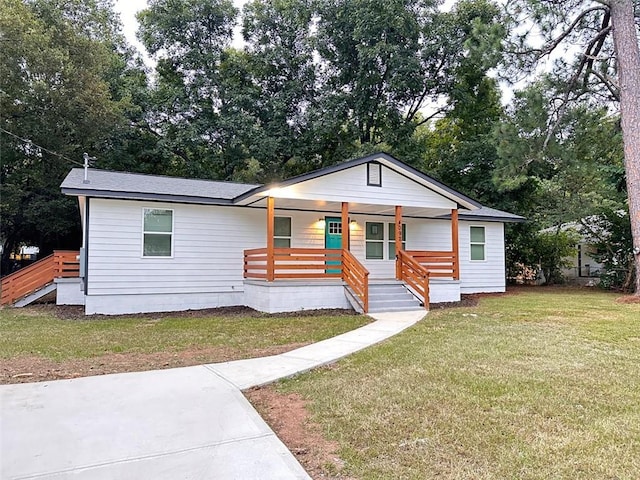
<box><xmin>244</xmin><ymin>247</ymin><xmax>370</xmax><ymax>313</ymax></box>
<box><xmin>342</xmin><ymin>249</ymin><xmax>369</xmax><ymax>313</ymax></box>
<box><xmin>0</xmin><ymin>250</ymin><xmax>80</xmax><ymax>306</ymax></box>
<box><xmin>397</xmin><ymin>250</ymin><xmax>430</xmax><ymax>310</ymax></box>
<box><xmin>243</xmin><ymin>246</ymin><xmax>459</xmax><ymax>313</ymax></box>
<box><xmin>404</xmin><ymin>250</ymin><xmax>459</xmax><ymax>280</ymax></box>
<box><xmin>244</xmin><ymin>247</ymin><xmax>343</xmax><ymax>280</ymax></box>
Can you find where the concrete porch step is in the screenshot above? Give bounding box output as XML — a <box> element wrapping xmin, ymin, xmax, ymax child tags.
<box><xmin>369</xmin><ymin>297</ymin><xmax>421</xmax><ymax>307</ymax></box>
<box><xmin>345</xmin><ymin>281</ymin><xmax>424</xmax><ymax>314</ymax></box>
<box><xmin>368</xmin><ymin>305</ymin><xmax>424</xmax><ymax>313</ymax></box>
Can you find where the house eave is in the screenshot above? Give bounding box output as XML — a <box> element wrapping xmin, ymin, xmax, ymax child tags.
<box><xmin>61</xmin><ymin>188</ymin><xmax>233</xmax><ymax>206</ymax></box>
<box><xmin>441</xmin><ymin>213</ymin><xmax>526</xmax><ymax>223</ymax></box>
<box><xmin>458</xmin><ymin>215</ymin><xmax>526</xmax><ymax>223</ymax></box>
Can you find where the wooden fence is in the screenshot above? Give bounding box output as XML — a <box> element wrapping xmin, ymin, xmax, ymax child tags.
<box><xmin>404</xmin><ymin>250</ymin><xmax>458</xmax><ymax>279</ymax></box>
<box><xmin>397</xmin><ymin>250</ymin><xmax>430</xmax><ymax>310</ymax></box>
<box><xmin>1</xmin><ymin>251</ymin><xmax>79</xmax><ymax>305</ymax></box>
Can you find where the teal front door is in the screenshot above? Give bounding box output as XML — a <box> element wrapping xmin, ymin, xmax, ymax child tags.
<box><xmin>325</xmin><ymin>217</ymin><xmax>342</xmax><ymax>273</ymax></box>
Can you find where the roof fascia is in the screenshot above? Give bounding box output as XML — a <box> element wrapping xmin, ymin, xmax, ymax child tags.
<box><xmin>454</xmin><ymin>213</ymin><xmax>526</xmax><ymax>223</ymax></box>
<box><xmin>61</xmin><ymin>188</ymin><xmax>233</xmax><ymax>205</ymax></box>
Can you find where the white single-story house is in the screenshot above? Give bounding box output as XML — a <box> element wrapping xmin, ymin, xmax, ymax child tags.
<box><xmin>58</xmin><ymin>153</ymin><xmax>524</xmax><ymax>315</ymax></box>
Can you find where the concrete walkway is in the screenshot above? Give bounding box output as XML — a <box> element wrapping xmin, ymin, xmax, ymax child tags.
<box><xmin>0</xmin><ymin>310</ymin><xmax>425</xmax><ymax>480</ymax></box>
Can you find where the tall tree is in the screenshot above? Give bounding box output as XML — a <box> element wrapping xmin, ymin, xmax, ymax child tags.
<box><xmin>610</xmin><ymin>0</ymin><xmax>640</xmax><ymax>294</ymax></box>
<box><xmin>236</xmin><ymin>0</ymin><xmax>319</xmax><ymax>179</ymax></box>
<box><xmin>504</xmin><ymin>0</ymin><xmax>640</xmax><ymax>293</ymax></box>
<box><xmin>137</xmin><ymin>0</ymin><xmax>240</xmax><ymax>179</ymax></box>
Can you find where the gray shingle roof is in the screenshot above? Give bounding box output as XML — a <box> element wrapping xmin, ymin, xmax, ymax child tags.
<box><xmin>61</xmin><ymin>168</ymin><xmax>260</xmax><ymax>204</ymax></box>
<box><xmin>61</xmin><ymin>165</ymin><xmax>525</xmax><ymax>223</ymax></box>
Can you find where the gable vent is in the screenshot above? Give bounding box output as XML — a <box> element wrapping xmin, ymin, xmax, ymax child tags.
<box><xmin>367</xmin><ymin>162</ymin><xmax>382</xmax><ymax>186</ymax></box>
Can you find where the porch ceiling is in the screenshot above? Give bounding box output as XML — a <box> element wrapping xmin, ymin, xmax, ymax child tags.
<box><xmin>247</xmin><ymin>197</ymin><xmax>456</xmax><ymax>218</ymax></box>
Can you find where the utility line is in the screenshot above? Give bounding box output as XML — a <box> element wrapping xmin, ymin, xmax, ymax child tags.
<box><xmin>0</xmin><ymin>127</ymin><xmax>86</xmax><ymax>168</ymax></box>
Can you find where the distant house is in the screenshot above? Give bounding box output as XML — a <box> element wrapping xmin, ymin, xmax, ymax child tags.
<box><xmin>562</xmin><ymin>241</ymin><xmax>603</xmax><ymax>284</ymax></box>
<box><xmin>3</xmin><ymin>153</ymin><xmax>525</xmax><ymax>314</ymax></box>
<box><xmin>542</xmin><ymin>221</ymin><xmax>604</xmax><ymax>285</ymax></box>
<box><xmin>556</xmin><ymin>221</ymin><xmax>602</xmax><ymax>285</ymax></box>
<box><xmin>13</xmin><ymin>246</ymin><xmax>40</xmax><ymax>261</ymax></box>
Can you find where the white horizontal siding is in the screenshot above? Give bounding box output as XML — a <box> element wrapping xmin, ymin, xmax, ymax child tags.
<box><xmin>409</xmin><ymin>219</ymin><xmax>454</xmax><ymax>251</ymax></box>
<box><xmin>288</xmin><ymin>210</ymin><xmax>325</xmax><ymax>248</ymax></box>
<box><xmin>87</xmin><ymin>199</ymin><xmax>264</xmax><ymax>295</ymax></box>
<box><xmin>86</xmin><ymin>199</ymin><xmax>507</xmax><ymax>301</ymax></box>
<box><xmin>346</xmin><ymin>216</ymin><xmax>506</xmax><ymax>290</ymax></box>
<box><xmin>271</xmin><ymin>164</ymin><xmax>456</xmax><ymax>209</ymax></box>
<box><xmin>459</xmin><ymin>221</ymin><xmax>506</xmax><ymax>293</ymax></box>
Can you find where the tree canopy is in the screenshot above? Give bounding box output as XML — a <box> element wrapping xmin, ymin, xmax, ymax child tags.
<box><xmin>0</xmin><ymin>0</ymin><xmax>147</xmax><ymax>270</ymax></box>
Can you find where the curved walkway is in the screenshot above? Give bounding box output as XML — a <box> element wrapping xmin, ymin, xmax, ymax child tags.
<box><xmin>0</xmin><ymin>310</ymin><xmax>425</xmax><ymax>480</ymax></box>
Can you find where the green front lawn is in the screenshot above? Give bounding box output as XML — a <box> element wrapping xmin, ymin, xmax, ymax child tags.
<box><xmin>277</xmin><ymin>288</ymin><xmax>640</xmax><ymax>479</ymax></box>
<box><xmin>0</xmin><ymin>306</ymin><xmax>367</xmax><ymax>361</ymax></box>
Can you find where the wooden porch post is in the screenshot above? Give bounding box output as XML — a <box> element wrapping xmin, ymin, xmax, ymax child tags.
<box><xmin>341</xmin><ymin>202</ymin><xmax>349</xmax><ymax>251</ymax></box>
<box><xmin>341</xmin><ymin>202</ymin><xmax>349</xmax><ymax>281</ymax></box>
<box><xmin>395</xmin><ymin>205</ymin><xmax>402</xmax><ymax>279</ymax></box>
<box><xmin>451</xmin><ymin>208</ymin><xmax>460</xmax><ymax>280</ymax></box>
<box><xmin>267</xmin><ymin>196</ymin><xmax>275</xmax><ymax>281</ymax></box>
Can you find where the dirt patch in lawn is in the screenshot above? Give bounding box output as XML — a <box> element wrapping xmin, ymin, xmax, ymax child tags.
<box><xmin>615</xmin><ymin>295</ymin><xmax>640</xmax><ymax>304</ymax></box>
<box><xmin>246</xmin><ymin>384</ymin><xmax>355</xmax><ymax>480</ymax></box>
<box><xmin>1</xmin><ymin>343</ymin><xmax>308</xmax><ymax>385</ymax></box>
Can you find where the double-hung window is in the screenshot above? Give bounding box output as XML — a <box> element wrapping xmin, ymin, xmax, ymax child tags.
<box><xmin>274</xmin><ymin>217</ymin><xmax>292</xmax><ymax>248</ymax></box>
<box><xmin>143</xmin><ymin>208</ymin><xmax>173</xmax><ymax>257</ymax></box>
<box><xmin>365</xmin><ymin>222</ymin><xmax>384</xmax><ymax>259</ymax></box>
<box><xmin>470</xmin><ymin>226</ymin><xmax>485</xmax><ymax>261</ymax></box>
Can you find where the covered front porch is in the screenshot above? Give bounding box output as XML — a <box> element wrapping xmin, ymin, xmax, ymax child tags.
<box><xmin>242</xmin><ymin>196</ymin><xmax>462</xmax><ymax>313</ymax></box>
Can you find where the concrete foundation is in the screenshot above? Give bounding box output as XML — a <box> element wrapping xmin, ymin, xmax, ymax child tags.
<box><xmin>244</xmin><ymin>280</ymin><xmax>351</xmax><ymax>313</ymax></box>
<box><xmin>55</xmin><ymin>278</ymin><xmax>85</xmax><ymax>306</ymax></box>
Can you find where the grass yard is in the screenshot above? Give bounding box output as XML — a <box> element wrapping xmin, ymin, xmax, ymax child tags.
<box><xmin>272</xmin><ymin>288</ymin><xmax>640</xmax><ymax>479</ymax></box>
<box><xmin>0</xmin><ymin>306</ymin><xmax>368</xmax><ymax>384</ymax></box>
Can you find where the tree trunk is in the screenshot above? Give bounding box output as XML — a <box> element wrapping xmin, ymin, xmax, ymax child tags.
<box><xmin>610</xmin><ymin>0</ymin><xmax>640</xmax><ymax>294</ymax></box>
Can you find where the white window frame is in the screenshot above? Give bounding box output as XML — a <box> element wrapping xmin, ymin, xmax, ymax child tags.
<box><xmin>274</xmin><ymin>216</ymin><xmax>292</xmax><ymax>248</ymax></box>
<box><xmin>367</xmin><ymin>162</ymin><xmax>382</xmax><ymax>186</ymax></box>
<box><xmin>142</xmin><ymin>208</ymin><xmax>174</xmax><ymax>258</ymax></box>
<box><xmin>365</xmin><ymin>221</ymin><xmax>385</xmax><ymax>260</ymax></box>
<box><xmin>469</xmin><ymin>225</ymin><xmax>486</xmax><ymax>262</ymax></box>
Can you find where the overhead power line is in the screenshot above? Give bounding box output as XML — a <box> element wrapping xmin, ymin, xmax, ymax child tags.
<box><xmin>0</xmin><ymin>127</ymin><xmax>86</xmax><ymax>168</ymax></box>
